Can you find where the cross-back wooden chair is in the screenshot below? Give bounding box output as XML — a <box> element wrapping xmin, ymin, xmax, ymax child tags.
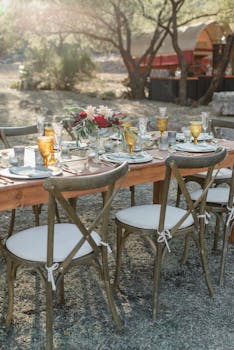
<box><xmin>1</xmin><ymin>161</ymin><xmax>128</xmax><ymax>350</ymax></box>
<box><xmin>176</xmin><ymin>119</ymin><xmax>234</xmax><ymax>250</ymax></box>
<box><xmin>0</xmin><ymin>125</ymin><xmax>43</xmax><ymax>236</ymax></box>
<box><xmin>113</xmin><ymin>148</ymin><xmax>227</xmax><ymax>320</ymax></box>
<box><xmin>191</xmin><ymin>164</ymin><xmax>234</xmax><ymax>285</ymax></box>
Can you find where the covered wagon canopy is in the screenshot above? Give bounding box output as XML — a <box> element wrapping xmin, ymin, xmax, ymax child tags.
<box><xmin>132</xmin><ymin>21</ymin><xmax>232</xmax><ymax>69</ymax></box>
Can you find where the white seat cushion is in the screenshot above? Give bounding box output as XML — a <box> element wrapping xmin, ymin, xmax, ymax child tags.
<box><xmin>115</xmin><ymin>204</ymin><xmax>194</xmax><ymax>230</ymax></box>
<box><xmin>6</xmin><ymin>223</ymin><xmax>102</xmax><ymax>263</ymax></box>
<box><xmin>193</xmin><ymin>168</ymin><xmax>232</xmax><ymax>179</ymax></box>
<box><xmin>191</xmin><ymin>187</ymin><xmax>233</xmax><ymax>205</ymax></box>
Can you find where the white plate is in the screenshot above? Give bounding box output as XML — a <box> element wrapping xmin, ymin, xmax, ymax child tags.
<box><xmin>100</xmin><ymin>152</ymin><xmax>153</xmax><ymax>164</ymax></box>
<box><xmin>0</xmin><ymin>166</ymin><xmax>62</xmax><ymax>179</ymax></box>
<box><xmin>172</xmin><ymin>142</ymin><xmax>217</xmax><ymax>153</ymax></box>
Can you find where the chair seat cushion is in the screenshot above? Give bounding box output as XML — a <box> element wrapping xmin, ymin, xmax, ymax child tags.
<box><xmin>115</xmin><ymin>204</ymin><xmax>194</xmax><ymax>230</ymax></box>
<box><xmin>6</xmin><ymin>223</ymin><xmax>101</xmax><ymax>263</ymax></box>
<box><xmin>191</xmin><ymin>187</ymin><xmax>233</xmax><ymax>205</ymax></box>
<box><xmin>193</xmin><ymin>168</ymin><xmax>232</xmax><ymax>179</ymax></box>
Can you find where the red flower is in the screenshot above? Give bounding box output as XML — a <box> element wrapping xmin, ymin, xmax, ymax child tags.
<box><xmin>94</xmin><ymin>115</ymin><xmax>109</xmax><ymax>128</ymax></box>
<box><xmin>79</xmin><ymin>111</ymin><xmax>87</xmax><ymax>119</ymax></box>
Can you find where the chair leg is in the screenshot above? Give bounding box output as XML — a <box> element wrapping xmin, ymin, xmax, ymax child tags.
<box><xmin>199</xmin><ymin>226</ymin><xmax>214</xmax><ymax>297</ymax></box>
<box><xmin>219</xmin><ymin>223</ymin><xmax>232</xmax><ymax>285</ymax></box>
<box><xmin>213</xmin><ymin>214</ymin><xmax>221</xmax><ymax>251</ymax></box>
<box><xmin>180</xmin><ymin>235</ymin><xmax>190</xmax><ymax>264</ymax></box>
<box><xmin>32</xmin><ymin>205</ymin><xmax>40</xmax><ymax>226</ymax></box>
<box><xmin>176</xmin><ymin>185</ymin><xmax>182</xmax><ymax>207</ymax></box>
<box><xmin>57</xmin><ymin>276</ymin><xmax>65</xmax><ymax>304</ymax></box>
<box><xmin>130</xmin><ymin>186</ymin><xmax>135</xmax><ymax>206</ymax></box>
<box><xmin>152</xmin><ymin>243</ymin><xmax>163</xmax><ymax>320</ymax></box>
<box><xmin>5</xmin><ymin>259</ymin><xmax>18</xmax><ymax>328</ymax></box>
<box><xmin>46</xmin><ymin>281</ymin><xmax>54</xmax><ymax>350</ymax></box>
<box><xmin>8</xmin><ymin>209</ymin><xmax>16</xmax><ymax>237</ymax></box>
<box><xmin>113</xmin><ymin>226</ymin><xmax>126</xmax><ymax>288</ymax></box>
<box><xmin>102</xmin><ymin>248</ymin><xmax>121</xmax><ymax>328</ymax></box>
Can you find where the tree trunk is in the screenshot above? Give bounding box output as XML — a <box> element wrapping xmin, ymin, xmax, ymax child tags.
<box><xmin>178</xmin><ymin>66</ymin><xmax>188</xmax><ymax>105</ymax></box>
<box><xmin>128</xmin><ymin>71</ymin><xmax>147</xmax><ymax>99</ymax></box>
<box><xmin>199</xmin><ymin>33</ymin><xmax>234</xmax><ymax>105</ymax></box>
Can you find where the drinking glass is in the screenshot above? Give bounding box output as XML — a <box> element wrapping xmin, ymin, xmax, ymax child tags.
<box><xmin>190</xmin><ymin>121</ymin><xmax>203</xmax><ymax>144</ymax></box>
<box><xmin>52</xmin><ymin>122</ymin><xmax>63</xmax><ymax>158</ymax></box>
<box><xmin>157</xmin><ymin>117</ymin><xmax>168</xmax><ymax>136</ymax></box>
<box><xmin>37</xmin><ymin>136</ymin><xmax>54</xmax><ymax>167</ymax></box>
<box><xmin>123</xmin><ymin>127</ymin><xmax>138</xmax><ymax>154</ymax></box>
<box><xmin>139</xmin><ymin>117</ymin><xmax>148</xmax><ymax>138</ymax></box>
<box><xmin>36</xmin><ymin>115</ymin><xmax>45</xmax><ymax>136</ymax></box>
<box><xmin>201</xmin><ymin>111</ymin><xmax>209</xmax><ymax>136</ymax></box>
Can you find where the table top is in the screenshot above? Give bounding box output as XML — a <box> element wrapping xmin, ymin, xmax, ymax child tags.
<box><xmin>0</xmin><ymin>139</ymin><xmax>233</xmax><ymax>211</ymax></box>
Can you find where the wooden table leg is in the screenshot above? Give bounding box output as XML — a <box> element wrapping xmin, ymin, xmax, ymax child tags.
<box><xmin>153</xmin><ymin>181</ymin><xmax>164</xmax><ymax>204</ymax></box>
<box><xmin>229</xmin><ymin>225</ymin><xmax>234</xmax><ymax>243</ymax></box>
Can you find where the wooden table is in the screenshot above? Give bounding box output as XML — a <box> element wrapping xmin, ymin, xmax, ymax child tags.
<box><xmin>0</xmin><ymin>140</ymin><xmax>233</xmax><ymax>212</ymax></box>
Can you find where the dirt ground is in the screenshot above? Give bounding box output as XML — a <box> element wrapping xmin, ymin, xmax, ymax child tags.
<box><xmin>0</xmin><ymin>55</ymin><xmax>217</xmax><ymax>131</ymax></box>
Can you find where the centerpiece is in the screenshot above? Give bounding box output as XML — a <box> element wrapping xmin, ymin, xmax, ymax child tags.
<box><xmin>63</xmin><ymin>104</ymin><xmax>126</xmax><ymax>146</ymax></box>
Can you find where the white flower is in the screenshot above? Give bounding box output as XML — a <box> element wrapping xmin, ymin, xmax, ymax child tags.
<box><xmin>85</xmin><ymin>105</ymin><xmax>96</xmax><ymax>120</ymax></box>
<box><xmin>96</xmin><ymin>105</ymin><xmax>113</xmax><ymax>118</ymax></box>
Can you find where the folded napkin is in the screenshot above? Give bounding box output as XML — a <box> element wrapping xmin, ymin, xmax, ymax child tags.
<box><xmin>9</xmin><ymin>166</ymin><xmax>52</xmax><ymax>178</ymax></box>
<box><xmin>173</xmin><ymin>143</ymin><xmax>217</xmax><ymax>153</ymax></box>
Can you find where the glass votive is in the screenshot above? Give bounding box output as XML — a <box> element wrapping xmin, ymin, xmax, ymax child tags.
<box><xmin>168</xmin><ymin>131</ymin><xmax>177</xmax><ymax>146</ymax></box>
<box><xmin>13</xmin><ymin>145</ymin><xmax>25</xmax><ymax>166</ymax></box>
<box><xmin>182</xmin><ymin>127</ymin><xmax>191</xmax><ymax>143</ymax></box>
<box><xmin>159</xmin><ymin>134</ymin><xmax>168</xmax><ymax>150</ymax></box>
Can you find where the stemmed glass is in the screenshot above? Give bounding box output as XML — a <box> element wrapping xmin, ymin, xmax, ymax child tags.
<box><xmin>37</xmin><ymin>136</ymin><xmax>54</xmax><ymax>167</ymax></box>
<box><xmin>124</xmin><ymin>127</ymin><xmax>138</xmax><ymax>154</ymax></box>
<box><xmin>52</xmin><ymin>122</ymin><xmax>63</xmax><ymax>161</ymax></box>
<box><xmin>201</xmin><ymin>112</ymin><xmax>210</xmax><ymax>142</ymax></box>
<box><xmin>36</xmin><ymin>115</ymin><xmax>45</xmax><ymax>136</ymax></box>
<box><xmin>190</xmin><ymin>121</ymin><xmax>203</xmax><ymax>145</ymax></box>
<box><xmin>157</xmin><ymin>117</ymin><xmax>168</xmax><ymax>136</ymax></box>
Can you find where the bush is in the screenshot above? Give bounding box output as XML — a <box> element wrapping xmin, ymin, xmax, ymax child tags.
<box><xmin>18</xmin><ymin>43</ymin><xmax>97</xmax><ymax>91</ymax></box>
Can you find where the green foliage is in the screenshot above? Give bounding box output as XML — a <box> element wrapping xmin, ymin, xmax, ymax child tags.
<box><xmin>19</xmin><ymin>42</ymin><xmax>96</xmax><ymax>91</ymax></box>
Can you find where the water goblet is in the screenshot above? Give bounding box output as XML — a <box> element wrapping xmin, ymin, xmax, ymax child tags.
<box><xmin>190</xmin><ymin>121</ymin><xmax>203</xmax><ymax>145</ymax></box>
<box><xmin>124</xmin><ymin>127</ymin><xmax>138</xmax><ymax>154</ymax></box>
<box><xmin>37</xmin><ymin>136</ymin><xmax>54</xmax><ymax>167</ymax></box>
<box><xmin>157</xmin><ymin>117</ymin><xmax>168</xmax><ymax>136</ymax></box>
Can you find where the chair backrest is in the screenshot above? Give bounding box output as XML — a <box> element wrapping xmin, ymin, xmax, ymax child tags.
<box><xmin>159</xmin><ymin>147</ymin><xmax>227</xmax><ymax>236</ymax></box>
<box><xmin>0</xmin><ymin>125</ymin><xmax>38</xmax><ymax>148</ymax></box>
<box><xmin>210</xmin><ymin>119</ymin><xmax>234</xmax><ymax>140</ymax></box>
<box><xmin>43</xmin><ymin>161</ymin><xmax>129</xmax><ymax>272</ymax></box>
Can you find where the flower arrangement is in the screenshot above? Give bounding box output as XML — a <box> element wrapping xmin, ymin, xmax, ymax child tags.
<box><xmin>63</xmin><ymin>104</ymin><xmax>126</xmax><ymax>141</ymax></box>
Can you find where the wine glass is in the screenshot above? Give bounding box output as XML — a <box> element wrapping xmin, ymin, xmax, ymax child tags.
<box><xmin>124</xmin><ymin>127</ymin><xmax>138</xmax><ymax>154</ymax></box>
<box><xmin>139</xmin><ymin>117</ymin><xmax>147</xmax><ymax>138</ymax></box>
<box><xmin>52</xmin><ymin>122</ymin><xmax>63</xmax><ymax>161</ymax></box>
<box><xmin>190</xmin><ymin>121</ymin><xmax>203</xmax><ymax>145</ymax></box>
<box><xmin>157</xmin><ymin>117</ymin><xmax>168</xmax><ymax>136</ymax></box>
<box><xmin>201</xmin><ymin>112</ymin><xmax>210</xmax><ymax>142</ymax></box>
<box><xmin>36</xmin><ymin>115</ymin><xmax>45</xmax><ymax>136</ymax></box>
<box><xmin>37</xmin><ymin>136</ymin><xmax>54</xmax><ymax>167</ymax></box>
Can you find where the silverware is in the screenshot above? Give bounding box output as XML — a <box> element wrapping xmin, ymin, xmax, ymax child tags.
<box><xmin>153</xmin><ymin>156</ymin><xmax>164</xmax><ymax>160</ymax></box>
<box><xmin>0</xmin><ymin>176</ymin><xmax>14</xmax><ymax>183</ymax></box>
<box><xmin>62</xmin><ymin>164</ymin><xmax>81</xmax><ymax>175</ymax></box>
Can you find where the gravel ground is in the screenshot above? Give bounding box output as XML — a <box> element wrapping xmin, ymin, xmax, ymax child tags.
<box><xmin>0</xmin><ymin>58</ymin><xmax>234</xmax><ymax>349</ymax></box>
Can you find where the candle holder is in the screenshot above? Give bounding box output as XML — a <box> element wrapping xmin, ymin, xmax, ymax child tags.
<box><xmin>190</xmin><ymin>121</ymin><xmax>202</xmax><ymax>144</ymax></box>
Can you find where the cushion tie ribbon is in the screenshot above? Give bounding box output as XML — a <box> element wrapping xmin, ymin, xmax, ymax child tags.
<box><xmin>45</xmin><ymin>263</ymin><xmax>59</xmax><ymax>291</ymax></box>
<box><xmin>100</xmin><ymin>240</ymin><xmax>112</xmax><ymax>254</ymax></box>
<box><xmin>157</xmin><ymin>229</ymin><xmax>172</xmax><ymax>253</ymax></box>
<box><xmin>197</xmin><ymin>211</ymin><xmax>211</xmax><ymax>224</ymax></box>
